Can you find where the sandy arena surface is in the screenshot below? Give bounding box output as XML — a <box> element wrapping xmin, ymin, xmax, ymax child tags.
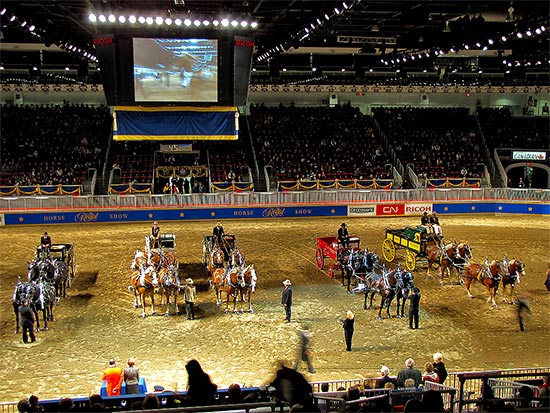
<box><xmin>0</xmin><ymin>215</ymin><xmax>549</xmax><ymax>403</ymax></box>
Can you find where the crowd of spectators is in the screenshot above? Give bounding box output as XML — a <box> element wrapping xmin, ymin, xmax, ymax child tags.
<box><xmin>372</xmin><ymin>107</ymin><xmax>484</xmax><ymax>180</ymax></box>
<box><xmin>0</xmin><ymin>103</ymin><xmax>112</xmax><ymax>187</ymax></box>
<box><xmin>477</xmin><ymin>107</ymin><xmax>549</xmax><ymax>150</ymax></box>
<box><xmin>248</xmin><ymin>102</ymin><xmax>392</xmax><ymax>182</ymax></box>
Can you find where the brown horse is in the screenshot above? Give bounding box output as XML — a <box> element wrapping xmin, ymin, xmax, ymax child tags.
<box><xmin>158</xmin><ymin>264</ymin><xmax>181</xmax><ymax>316</ymax></box>
<box><xmin>129</xmin><ymin>265</ymin><xmax>159</xmax><ymax>318</ymax></box>
<box><xmin>229</xmin><ymin>248</ymin><xmax>246</xmax><ymax>268</ymax></box>
<box><xmin>500</xmin><ymin>257</ymin><xmax>526</xmax><ymax>304</ymax></box>
<box><xmin>208</xmin><ymin>247</ymin><xmax>226</xmax><ymax>306</ymax></box>
<box><xmin>145</xmin><ymin>235</ymin><xmax>177</xmax><ymax>270</ymax></box>
<box><xmin>428</xmin><ymin>242</ymin><xmax>472</xmax><ymax>285</ymax></box>
<box><xmin>463</xmin><ymin>259</ymin><xmax>504</xmax><ymax>308</ymax></box>
<box><xmin>223</xmin><ymin>265</ymin><xmax>257</xmax><ymax>314</ymax></box>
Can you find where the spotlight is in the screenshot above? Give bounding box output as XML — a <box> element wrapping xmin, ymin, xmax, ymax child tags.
<box><xmin>118</xmin><ymin>15</ymin><xmax>126</xmax><ymax>23</ymax></box>
<box><xmin>165</xmin><ymin>18</ymin><xmax>172</xmax><ymax>25</ymax></box>
<box><xmin>28</xmin><ymin>24</ymin><xmax>35</xmax><ymax>31</ymax></box>
<box><xmin>240</xmin><ymin>21</ymin><xmax>247</xmax><ymax>27</ymax></box>
<box><xmin>212</xmin><ymin>19</ymin><xmax>219</xmax><ymax>26</ymax></box>
<box><xmin>334</xmin><ymin>7</ymin><xmax>340</xmax><ymax>14</ymax></box>
<box><xmin>324</xmin><ymin>13</ymin><xmax>330</xmax><ymax>20</ymax></box>
<box><xmin>88</xmin><ymin>13</ymin><xmax>97</xmax><ymax>22</ymax></box>
<box><xmin>488</xmin><ymin>39</ymin><xmax>494</xmax><ymax>45</ymax></box>
<box><xmin>231</xmin><ymin>20</ymin><xmax>238</xmax><ymax>27</ymax></box>
<box><xmin>174</xmin><ymin>18</ymin><xmax>182</xmax><ymax>25</ymax></box>
<box><xmin>516</xmin><ymin>32</ymin><xmax>522</xmax><ymax>38</ymax></box>
<box><xmin>535</xmin><ymin>28</ymin><xmax>541</xmax><ymax>34</ymax></box>
<box><xmin>250</xmin><ymin>21</ymin><xmax>258</xmax><ymax>28</ymax></box>
<box><xmin>20</xmin><ymin>20</ymin><xmax>26</xmax><ymax>27</ymax></box>
<box><xmin>193</xmin><ymin>19</ymin><xmax>201</xmax><ymax>26</ymax></box>
<box><xmin>184</xmin><ymin>18</ymin><xmax>192</xmax><ymax>26</ymax></box>
<box><xmin>9</xmin><ymin>15</ymin><xmax>16</xmax><ymax>22</ymax></box>
<box><xmin>221</xmin><ymin>18</ymin><xmax>229</xmax><ymax>27</ymax></box>
<box><xmin>65</xmin><ymin>66</ymin><xmax>70</xmax><ymax>71</ymax></box>
<box><xmin>155</xmin><ymin>16</ymin><xmax>164</xmax><ymax>25</ymax></box>
<box><xmin>108</xmin><ymin>14</ymin><xmax>116</xmax><ymax>23</ymax></box>
<box><xmin>129</xmin><ymin>15</ymin><xmax>137</xmax><ymax>23</ymax></box>
<box><xmin>202</xmin><ymin>20</ymin><xmax>210</xmax><ymax>26</ymax></box>
<box><xmin>501</xmin><ymin>35</ymin><xmax>507</xmax><ymax>41</ymax></box>
<box><xmin>526</xmin><ymin>29</ymin><xmax>532</xmax><ymax>36</ymax></box>
<box><xmin>98</xmin><ymin>14</ymin><xmax>107</xmax><ymax>22</ymax></box>
<box><xmin>0</xmin><ymin>8</ymin><xmax>6</xmax><ymax>15</ymax></box>
<box><xmin>146</xmin><ymin>16</ymin><xmax>154</xmax><ymax>25</ymax></box>
<box><xmin>138</xmin><ymin>16</ymin><xmax>146</xmax><ymax>23</ymax></box>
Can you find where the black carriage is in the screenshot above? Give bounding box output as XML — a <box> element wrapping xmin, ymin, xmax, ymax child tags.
<box><xmin>381</xmin><ymin>226</ymin><xmax>439</xmax><ymax>271</ymax></box>
<box><xmin>159</xmin><ymin>233</ymin><xmax>176</xmax><ymax>250</ymax></box>
<box><xmin>36</xmin><ymin>243</ymin><xmax>76</xmax><ymax>280</ymax></box>
<box><xmin>202</xmin><ymin>234</ymin><xmax>237</xmax><ymax>265</ymax></box>
<box><xmin>315</xmin><ymin>236</ymin><xmax>361</xmax><ymax>279</ymax></box>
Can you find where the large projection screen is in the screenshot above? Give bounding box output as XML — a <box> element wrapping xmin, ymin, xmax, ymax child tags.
<box><xmin>133</xmin><ymin>38</ymin><xmax>218</xmax><ymax>103</ymax></box>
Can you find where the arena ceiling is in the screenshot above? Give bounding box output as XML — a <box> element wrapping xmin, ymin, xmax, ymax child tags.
<box><xmin>1</xmin><ymin>0</ymin><xmax>548</xmax><ymax>68</ymax></box>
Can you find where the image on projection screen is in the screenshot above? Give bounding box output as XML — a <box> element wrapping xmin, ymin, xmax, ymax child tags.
<box><xmin>133</xmin><ymin>38</ymin><xmax>218</xmax><ymax>103</ymax></box>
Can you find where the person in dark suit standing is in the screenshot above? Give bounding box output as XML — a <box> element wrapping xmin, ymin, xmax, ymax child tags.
<box><xmin>406</xmin><ymin>287</ymin><xmax>421</xmax><ymax>329</ymax></box>
<box><xmin>18</xmin><ymin>300</ymin><xmax>36</xmax><ymax>344</ymax></box>
<box><xmin>341</xmin><ymin>310</ymin><xmax>355</xmax><ymax>351</ymax></box>
<box><xmin>396</xmin><ymin>358</ymin><xmax>422</xmax><ymax>388</ymax></box>
<box><xmin>281</xmin><ymin>279</ymin><xmax>293</xmax><ymax>323</ymax></box>
<box><xmin>338</xmin><ymin>223</ymin><xmax>351</xmax><ymax>248</ymax></box>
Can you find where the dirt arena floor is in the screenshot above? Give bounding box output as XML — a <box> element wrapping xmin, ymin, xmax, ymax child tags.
<box><xmin>0</xmin><ymin>215</ymin><xmax>549</xmax><ymax>402</ymax></box>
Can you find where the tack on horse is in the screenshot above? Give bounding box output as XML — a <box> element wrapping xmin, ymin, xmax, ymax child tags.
<box><xmin>463</xmin><ymin>259</ymin><xmax>504</xmax><ymax>308</ymax></box>
<box><xmin>500</xmin><ymin>257</ymin><xmax>526</xmax><ymax>304</ymax></box>
<box><xmin>207</xmin><ymin>247</ymin><xmax>226</xmax><ymax>307</ymax></box>
<box><xmin>144</xmin><ymin>236</ymin><xmax>177</xmax><ymax>270</ymax></box>
<box><xmin>364</xmin><ymin>265</ymin><xmax>414</xmax><ymax>319</ymax></box>
<box><xmin>25</xmin><ymin>280</ymin><xmax>57</xmax><ymax>331</ymax></box>
<box><xmin>129</xmin><ymin>264</ymin><xmax>159</xmax><ymax>318</ymax></box>
<box><xmin>427</xmin><ymin>241</ymin><xmax>472</xmax><ymax>285</ymax></box>
<box><xmin>158</xmin><ymin>264</ymin><xmax>181</xmax><ymax>316</ymax></box>
<box><xmin>223</xmin><ymin>264</ymin><xmax>257</xmax><ymax>314</ymax></box>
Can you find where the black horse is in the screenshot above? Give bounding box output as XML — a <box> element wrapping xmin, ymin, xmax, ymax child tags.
<box><xmin>363</xmin><ymin>265</ymin><xmax>414</xmax><ymax>320</ymax></box>
<box><xmin>25</xmin><ymin>280</ymin><xmax>57</xmax><ymax>331</ymax></box>
<box><xmin>342</xmin><ymin>248</ymin><xmax>379</xmax><ymax>293</ymax></box>
<box><xmin>28</xmin><ymin>257</ymin><xmax>68</xmax><ymax>299</ymax></box>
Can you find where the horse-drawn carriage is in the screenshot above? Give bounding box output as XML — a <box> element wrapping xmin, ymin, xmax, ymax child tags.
<box><xmin>202</xmin><ymin>234</ymin><xmax>237</xmax><ymax>265</ymax></box>
<box><xmin>315</xmin><ymin>236</ymin><xmax>361</xmax><ymax>279</ymax></box>
<box><xmin>381</xmin><ymin>226</ymin><xmax>440</xmax><ymax>271</ymax></box>
<box><xmin>36</xmin><ymin>243</ymin><xmax>76</xmax><ymax>280</ymax></box>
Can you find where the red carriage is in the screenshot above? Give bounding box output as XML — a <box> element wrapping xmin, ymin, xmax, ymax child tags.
<box><xmin>315</xmin><ymin>236</ymin><xmax>361</xmax><ymax>279</ymax></box>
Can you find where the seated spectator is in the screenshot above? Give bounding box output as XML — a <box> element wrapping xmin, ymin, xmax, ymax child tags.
<box><xmin>17</xmin><ymin>399</ymin><xmax>30</xmax><ymax>413</ymax></box>
<box><xmin>422</xmin><ymin>362</ymin><xmax>439</xmax><ymax>384</ymax></box>
<box><xmin>27</xmin><ymin>395</ymin><xmax>42</xmax><ymax>412</ymax></box>
<box><xmin>393</xmin><ymin>379</ymin><xmax>419</xmax><ymax>411</ymax></box>
<box><xmin>376</xmin><ymin>365</ymin><xmax>397</xmax><ymax>388</ymax></box>
<box><xmin>321</xmin><ymin>382</ymin><xmax>330</xmax><ymax>392</ymax></box>
<box><xmin>88</xmin><ymin>394</ymin><xmax>105</xmax><ymax>412</ymax></box>
<box><xmin>344</xmin><ymin>385</ymin><xmax>361</xmax><ymax>412</ymax></box>
<box><xmin>57</xmin><ymin>398</ymin><xmax>74</xmax><ymax>412</ymax></box>
<box><xmin>397</xmin><ymin>358</ymin><xmax>422</xmax><ymax>388</ymax></box>
<box><xmin>225</xmin><ymin>383</ymin><xmax>242</xmax><ymax>404</ymax></box>
<box><xmin>142</xmin><ymin>394</ymin><xmax>161</xmax><ymax>410</ymax></box>
<box><xmin>538</xmin><ymin>375</ymin><xmax>550</xmax><ymax>407</ymax></box>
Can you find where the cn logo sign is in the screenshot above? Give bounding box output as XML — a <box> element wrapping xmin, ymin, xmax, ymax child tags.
<box><xmin>376</xmin><ymin>204</ymin><xmax>405</xmax><ymax>216</ymax></box>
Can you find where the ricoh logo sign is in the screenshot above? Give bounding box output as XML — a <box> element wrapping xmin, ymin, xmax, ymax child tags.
<box><xmin>348</xmin><ymin>205</ymin><xmax>376</xmax><ymax>216</ymax></box>
<box><xmin>404</xmin><ymin>204</ymin><xmax>433</xmax><ymax>215</ymax></box>
<box><xmin>376</xmin><ymin>204</ymin><xmax>405</xmax><ymax>216</ymax></box>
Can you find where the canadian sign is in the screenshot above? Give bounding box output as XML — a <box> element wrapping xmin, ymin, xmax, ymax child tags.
<box><xmin>376</xmin><ymin>204</ymin><xmax>405</xmax><ymax>216</ymax></box>
<box><xmin>404</xmin><ymin>204</ymin><xmax>433</xmax><ymax>215</ymax></box>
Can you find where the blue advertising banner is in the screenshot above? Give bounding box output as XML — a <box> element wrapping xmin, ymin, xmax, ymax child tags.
<box><xmin>3</xmin><ymin>205</ymin><xmax>348</xmax><ymax>226</ymax></box>
<box><xmin>433</xmin><ymin>203</ymin><xmax>549</xmax><ymax>215</ymax></box>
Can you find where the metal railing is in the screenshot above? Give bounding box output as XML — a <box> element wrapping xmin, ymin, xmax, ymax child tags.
<box><xmin>0</xmin><ymin>188</ymin><xmax>548</xmax><ymax>211</ymax></box>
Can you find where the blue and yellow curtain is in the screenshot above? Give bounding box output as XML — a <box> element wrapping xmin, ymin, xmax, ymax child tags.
<box><xmin>278</xmin><ymin>179</ymin><xmax>393</xmax><ymax>191</ymax></box>
<box><xmin>113</xmin><ymin>106</ymin><xmax>238</xmax><ymax>141</ymax></box>
<box><xmin>427</xmin><ymin>178</ymin><xmax>481</xmax><ymax>188</ymax></box>
<box><xmin>156</xmin><ymin>165</ymin><xmax>208</xmax><ymax>179</ymax></box>
<box><xmin>108</xmin><ymin>183</ymin><xmax>152</xmax><ymax>195</ymax></box>
<box><xmin>0</xmin><ymin>185</ymin><xmax>81</xmax><ymax>196</ymax></box>
<box><xmin>211</xmin><ymin>182</ymin><xmax>254</xmax><ymax>192</ymax></box>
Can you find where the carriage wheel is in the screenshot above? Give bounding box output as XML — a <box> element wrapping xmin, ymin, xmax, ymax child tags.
<box><xmin>327</xmin><ymin>263</ymin><xmax>334</xmax><ymax>279</ymax></box>
<box><xmin>405</xmin><ymin>251</ymin><xmax>417</xmax><ymax>271</ymax></box>
<box><xmin>382</xmin><ymin>239</ymin><xmax>396</xmax><ymax>262</ymax></box>
<box><xmin>315</xmin><ymin>248</ymin><xmax>324</xmax><ymax>269</ymax></box>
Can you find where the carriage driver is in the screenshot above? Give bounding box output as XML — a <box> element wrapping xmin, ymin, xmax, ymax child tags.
<box><xmin>429</xmin><ymin>212</ymin><xmax>443</xmax><ymax>238</ymax></box>
<box><xmin>40</xmin><ymin>231</ymin><xmax>52</xmax><ymax>259</ymax></box>
<box><xmin>151</xmin><ymin>222</ymin><xmax>161</xmax><ymax>249</ymax></box>
<box><xmin>338</xmin><ymin>223</ymin><xmax>351</xmax><ymax>248</ymax></box>
<box><xmin>213</xmin><ymin>221</ymin><xmax>225</xmax><ymax>248</ymax></box>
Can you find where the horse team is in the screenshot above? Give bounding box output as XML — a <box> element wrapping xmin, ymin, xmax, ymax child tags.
<box><xmin>12</xmin><ymin>251</ymin><xmax>70</xmax><ymax>334</ymax></box>
<box><xmin>207</xmin><ymin>238</ymin><xmax>257</xmax><ymax>314</ymax></box>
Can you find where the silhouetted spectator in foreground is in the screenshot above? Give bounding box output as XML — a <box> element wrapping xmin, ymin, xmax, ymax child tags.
<box><xmin>269</xmin><ymin>365</ymin><xmax>320</xmax><ymax>411</ymax></box>
<box><xmin>58</xmin><ymin>398</ymin><xmax>74</xmax><ymax>412</ymax></box>
<box><xmin>422</xmin><ymin>390</ymin><xmax>444</xmax><ymax>412</ymax></box>
<box><xmin>185</xmin><ymin>359</ymin><xmax>218</xmax><ymax>406</ymax></box>
<box><xmin>17</xmin><ymin>399</ymin><xmax>30</xmax><ymax>413</ymax></box>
